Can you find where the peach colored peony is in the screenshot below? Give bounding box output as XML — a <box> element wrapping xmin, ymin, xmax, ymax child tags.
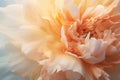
<box><xmin>0</xmin><ymin>0</ymin><xmax>120</xmax><ymax>80</ymax></box>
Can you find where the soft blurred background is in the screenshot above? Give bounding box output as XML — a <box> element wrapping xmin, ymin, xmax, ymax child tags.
<box><xmin>0</xmin><ymin>1</ymin><xmax>26</xmax><ymax>80</ymax></box>
<box><xmin>0</xmin><ymin>0</ymin><xmax>14</xmax><ymax>7</ymax></box>
<box><xmin>0</xmin><ymin>0</ymin><xmax>24</xmax><ymax>7</ymax></box>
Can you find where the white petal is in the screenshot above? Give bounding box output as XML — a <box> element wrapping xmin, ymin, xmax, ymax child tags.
<box><xmin>45</xmin><ymin>54</ymin><xmax>84</xmax><ymax>76</ymax></box>
<box><xmin>68</xmin><ymin>4</ymin><xmax>79</xmax><ymax>19</ymax></box>
<box><xmin>78</xmin><ymin>38</ymin><xmax>107</xmax><ymax>64</ymax></box>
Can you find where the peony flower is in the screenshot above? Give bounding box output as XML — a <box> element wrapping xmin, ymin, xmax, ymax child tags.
<box><xmin>0</xmin><ymin>0</ymin><xmax>120</xmax><ymax>80</ymax></box>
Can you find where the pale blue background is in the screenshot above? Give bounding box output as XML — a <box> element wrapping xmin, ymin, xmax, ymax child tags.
<box><xmin>0</xmin><ymin>0</ymin><xmax>15</xmax><ymax>7</ymax></box>
<box><xmin>0</xmin><ymin>1</ymin><xmax>26</xmax><ymax>80</ymax></box>
<box><xmin>0</xmin><ymin>34</ymin><xmax>26</xmax><ymax>80</ymax></box>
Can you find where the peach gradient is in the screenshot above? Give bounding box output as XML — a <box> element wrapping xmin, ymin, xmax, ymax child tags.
<box><xmin>0</xmin><ymin>0</ymin><xmax>120</xmax><ymax>80</ymax></box>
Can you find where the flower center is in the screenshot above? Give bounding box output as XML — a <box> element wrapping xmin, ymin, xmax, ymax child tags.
<box><xmin>63</xmin><ymin>17</ymin><xmax>107</xmax><ymax>61</ymax></box>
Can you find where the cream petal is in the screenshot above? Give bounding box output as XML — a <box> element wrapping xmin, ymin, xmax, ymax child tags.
<box><xmin>55</xmin><ymin>0</ymin><xmax>79</xmax><ymax>19</ymax></box>
<box><xmin>78</xmin><ymin>37</ymin><xmax>107</xmax><ymax>64</ymax></box>
<box><xmin>106</xmin><ymin>0</ymin><xmax>120</xmax><ymax>14</ymax></box>
<box><xmin>0</xmin><ymin>4</ymin><xmax>25</xmax><ymax>30</ymax></box>
<box><xmin>22</xmin><ymin>41</ymin><xmax>40</xmax><ymax>55</ymax></box>
<box><xmin>92</xmin><ymin>5</ymin><xmax>106</xmax><ymax>17</ymax></box>
<box><xmin>22</xmin><ymin>41</ymin><xmax>51</xmax><ymax>61</ymax></box>
<box><xmin>44</xmin><ymin>54</ymin><xmax>84</xmax><ymax>76</ymax></box>
<box><xmin>81</xmin><ymin>7</ymin><xmax>94</xmax><ymax>19</ymax></box>
<box><xmin>25</xmin><ymin>0</ymin><xmax>56</xmax><ymax>25</ymax></box>
<box><xmin>55</xmin><ymin>0</ymin><xmax>64</xmax><ymax>10</ymax></box>
<box><xmin>82</xmin><ymin>5</ymin><xmax>106</xmax><ymax>19</ymax></box>
<box><xmin>81</xmin><ymin>0</ymin><xmax>120</xmax><ymax>20</ymax></box>
<box><xmin>0</xmin><ymin>24</ymin><xmax>44</xmax><ymax>47</ymax></box>
<box><xmin>61</xmin><ymin>26</ymin><xmax>68</xmax><ymax>48</ymax></box>
<box><xmin>0</xmin><ymin>4</ymin><xmax>30</xmax><ymax>43</ymax></box>
<box><xmin>67</xmin><ymin>4</ymin><xmax>79</xmax><ymax>19</ymax></box>
<box><xmin>26</xmin><ymin>0</ymin><xmax>54</xmax><ymax>17</ymax></box>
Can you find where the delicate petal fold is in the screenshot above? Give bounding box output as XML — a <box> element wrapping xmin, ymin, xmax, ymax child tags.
<box><xmin>0</xmin><ymin>0</ymin><xmax>120</xmax><ymax>80</ymax></box>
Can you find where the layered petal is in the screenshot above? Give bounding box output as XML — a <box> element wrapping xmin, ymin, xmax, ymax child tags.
<box><xmin>0</xmin><ymin>0</ymin><xmax>120</xmax><ymax>80</ymax></box>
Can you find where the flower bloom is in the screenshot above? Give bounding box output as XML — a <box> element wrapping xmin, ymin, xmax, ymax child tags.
<box><xmin>0</xmin><ymin>0</ymin><xmax>120</xmax><ymax>80</ymax></box>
